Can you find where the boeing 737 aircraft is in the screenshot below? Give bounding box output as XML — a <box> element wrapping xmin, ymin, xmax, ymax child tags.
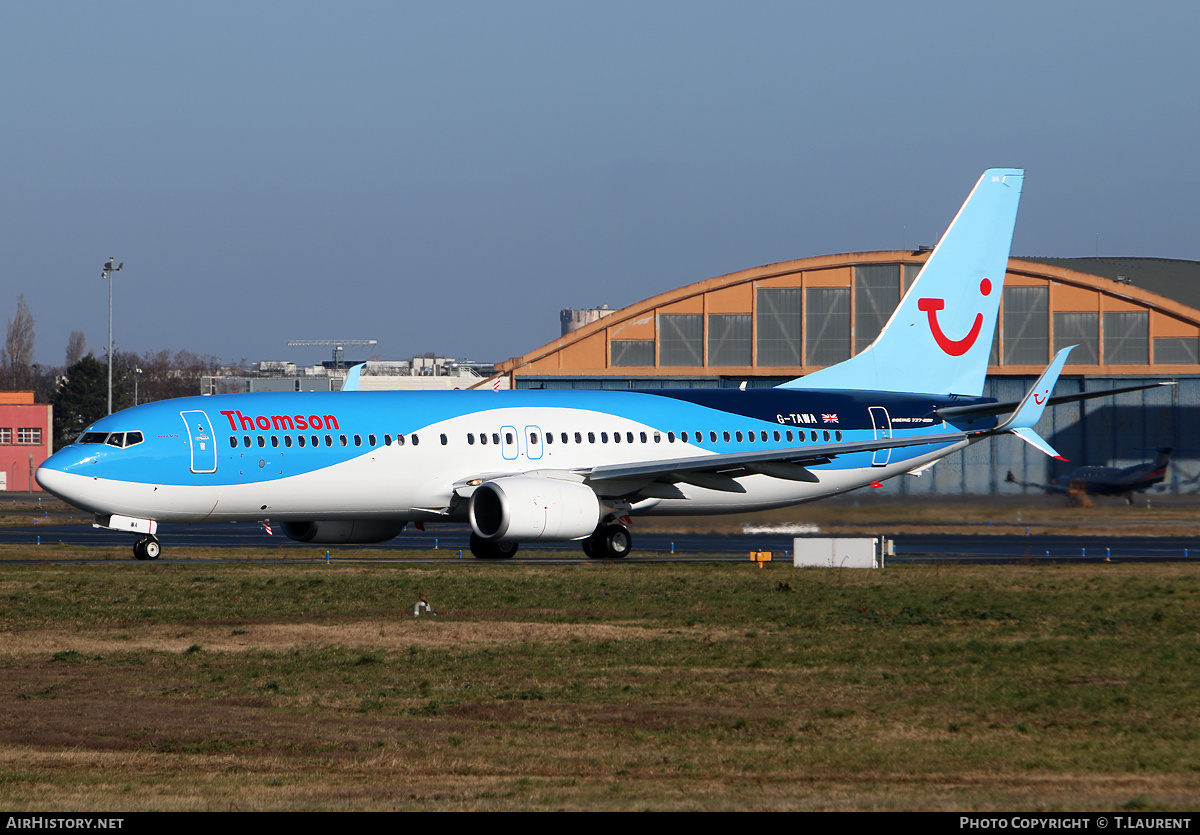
<box><xmin>36</xmin><ymin>169</ymin><xmax>1167</xmax><ymax>560</ymax></box>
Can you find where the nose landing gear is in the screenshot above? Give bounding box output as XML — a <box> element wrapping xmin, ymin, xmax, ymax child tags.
<box><xmin>133</xmin><ymin>536</ymin><xmax>161</xmax><ymax>561</ymax></box>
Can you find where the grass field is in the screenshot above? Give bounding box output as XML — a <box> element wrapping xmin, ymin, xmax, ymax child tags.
<box><xmin>0</xmin><ymin>554</ymin><xmax>1197</xmax><ymax>810</ymax></box>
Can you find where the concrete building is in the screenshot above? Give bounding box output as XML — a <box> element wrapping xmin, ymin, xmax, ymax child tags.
<box><xmin>496</xmin><ymin>253</ymin><xmax>1200</xmax><ymax>495</ymax></box>
<box><xmin>0</xmin><ymin>392</ymin><xmax>53</xmax><ymax>492</ymax></box>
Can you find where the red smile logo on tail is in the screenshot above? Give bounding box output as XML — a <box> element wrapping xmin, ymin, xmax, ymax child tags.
<box><xmin>918</xmin><ymin>278</ymin><xmax>992</xmax><ymax>356</ymax></box>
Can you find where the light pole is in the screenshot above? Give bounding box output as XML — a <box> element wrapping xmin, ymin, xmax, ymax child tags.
<box><xmin>134</xmin><ymin>367</ymin><xmax>142</xmax><ymax>406</ymax></box>
<box><xmin>101</xmin><ymin>257</ymin><xmax>123</xmax><ymax>415</ymax></box>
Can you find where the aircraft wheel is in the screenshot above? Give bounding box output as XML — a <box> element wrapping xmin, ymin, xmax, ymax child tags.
<box><xmin>600</xmin><ymin>524</ymin><xmax>632</xmax><ymax>559</ymax></box>
<box><xmin>581</xmin><ymin>536</ymin><xmax>600</xmax><ymax>559</ymax></box>
<box><xmin>133</xmin><ymin>536</ymin><xmax>161</xmax><ymax>561</ymax></box>
<box><xmin>470</xmin><ymin>533</ymin><xmax>518</xmax><ymax>560</ymax></box>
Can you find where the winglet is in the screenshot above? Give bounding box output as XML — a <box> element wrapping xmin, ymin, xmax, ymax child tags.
<box><xmin>341</xmin><ymin>363</ymin><xmax>365</xmax><ymax>392</ymax></box>
<box><xmin>992</xmin><ymin>346</ymin><xmax>1073</xmax><ymax>459</ymax></box>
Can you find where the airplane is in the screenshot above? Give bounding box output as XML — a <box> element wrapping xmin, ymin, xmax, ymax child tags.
<box><xmin>1006</xmin><ymin>448</ymin><xmax>1173</xmax><ymax>502</ymax></box>
<box><xmin>36</xmin><ymin>168</ymin><xmax>1172</xmax><ymax>561</ymax></box>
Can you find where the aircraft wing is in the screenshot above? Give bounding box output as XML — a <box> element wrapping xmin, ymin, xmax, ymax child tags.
<box><xmin>935</xmin><ymin>381</ymin><xmax>1175</xmax><ymax>424</ymax></box>
<box><xmin>580</xmin><ymin>430</ymin><xmax>968</xmax><ymax>494</ymax></box>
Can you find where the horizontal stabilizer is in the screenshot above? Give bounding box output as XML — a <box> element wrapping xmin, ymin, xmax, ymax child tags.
<box><xmin>1010</xmin><ymin>427</ymin><xmax>1066</xmax><ymax>460</ymax></box>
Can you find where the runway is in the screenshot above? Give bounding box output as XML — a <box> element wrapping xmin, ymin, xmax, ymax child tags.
<box><xmin>4</xmin><ymin>522</ymin><xmax>1200</xmax><ymax>563</ymax></box>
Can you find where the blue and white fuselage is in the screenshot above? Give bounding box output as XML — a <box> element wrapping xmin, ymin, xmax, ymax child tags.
<box><xmin>44</xmin><ymin>168</ymin><xmax>1146</xmax><ymax>560</ymax></box>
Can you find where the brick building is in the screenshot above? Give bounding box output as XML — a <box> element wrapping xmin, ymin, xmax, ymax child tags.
<box><xmin>0</xmin><ymin>392</ymin><xmax>53</xmax><ymax>492</ymax></box>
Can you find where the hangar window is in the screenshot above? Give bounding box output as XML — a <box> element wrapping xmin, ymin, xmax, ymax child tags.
<box><xmin>708</xmin><ymin>314</ymin><xmax>751</xmax><ymax>367</ymax></box>
<box><xmin>855</xmin><ymin>265</ymin><xmax>901</xmax><ymax>353</ymax></box>
<box><xmin>1003</xmin><ymin>286</ymin><xmax>1049</xmax><ymax>365</ymax></box>
<box><xmin>757</xmin><ymin>288</ymin><xmax>803</xmax><ymax>366</ymax></box>
<box><xmin>1103</xmin><ymin>312</ymin><xmax>1149</xmax><ymax>365</ymax></box>
<box><xmin>1155</xmin><ymin>337</ymin><xmax>1200</xmax><ymax>365</ymax></box>
<box><xmin>658</xmin><ymin>314</ymin><xmax>703</xmax><ymax>366</ymax></box>
<box><xmin>1054</xmin><ymin>312</ymin><xmax>1099</xmax><ymax>365</ymax></box>
<box><xmin>806</xmin><ymin>287</ymin><xmax>851</xmax><ymax>367</ymax></box>
<box><xmin>611</xmin><ymin>339</ymin><xmax>655</xmax><ymax>367</ymax></box>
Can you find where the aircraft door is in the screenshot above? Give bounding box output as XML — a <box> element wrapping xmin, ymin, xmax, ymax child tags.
<box><xmin>500</xmin><ymin>425</ymin><xmax>518</xmax><ymax>461</ymax></box>
<box><xmin>869</xmin><ymin>406</ymin><xmax>892</xmax><ymax>467</ymax></box>
<box><xmin>525</xmin><ymin>425</ymin><xmax>543</xmax><ymax>460</ymax></box>
<box><xmin>181</xmin><ymin>410</ymin><xmax>218</xmax><ymax>474</ymax></box>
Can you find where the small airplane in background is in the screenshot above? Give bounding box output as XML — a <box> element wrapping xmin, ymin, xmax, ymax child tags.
<box><xmin>1006</xmin><ymin>448</ymin><xmax>1173</xmax><ymax>503</ymax></box>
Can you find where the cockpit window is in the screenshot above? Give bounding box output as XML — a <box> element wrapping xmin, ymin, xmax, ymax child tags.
<box><xmin>78</xmin><ymin>430</ymin><xmax>144</xmax><ymax>448</ymax></box>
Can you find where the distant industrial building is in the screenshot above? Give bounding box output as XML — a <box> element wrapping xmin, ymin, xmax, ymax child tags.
<box><xmin>202</xmin><ymin>356</ymin><xmax>504</xmax><ymax>394</ymax></box>
<box><xmin>0</xmin><ymin>392</ymin><xmax>52</xmax><ymax>492</ymax></box>
<box><xmin>496</xmin><ymin>253</ymin><xmax>1200</xmax><ymax>495</ymax></box>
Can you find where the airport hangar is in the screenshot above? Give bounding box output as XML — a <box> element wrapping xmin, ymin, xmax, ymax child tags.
<box><xmin>495</xmin><ymin>253</ymin><xmax>1200</xmax><ymax>496</ymax></box>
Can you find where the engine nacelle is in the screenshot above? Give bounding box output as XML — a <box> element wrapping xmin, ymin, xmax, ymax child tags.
<box><xmin>280</xmin><ymin>520</ymin><xmax>408</xmax><ymax>544</ymax></box>
<box><xmin>469</xmin><ymin>477</ymin><xmax>601</xmax><ymax>541</ymax></box>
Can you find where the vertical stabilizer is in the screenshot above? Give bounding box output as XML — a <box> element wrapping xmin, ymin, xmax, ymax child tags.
<box><xmin>780</xmin><ymin>168</ymin><xmax>1024</xmax><ymax>395</ymax></box>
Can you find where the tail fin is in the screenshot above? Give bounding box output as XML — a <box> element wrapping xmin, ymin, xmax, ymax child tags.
<box><xmin>780</xmin><ymin>168</ymin><xmax>1024</xmax><ymax>395</ymax></box>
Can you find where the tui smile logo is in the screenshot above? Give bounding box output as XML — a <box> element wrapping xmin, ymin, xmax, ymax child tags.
<box><xmin>917</xmin><ymin>278</ymin><xmax>992</xmax><ymax>356</ymax></box>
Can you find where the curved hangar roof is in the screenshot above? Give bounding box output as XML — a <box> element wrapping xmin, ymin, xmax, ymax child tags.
<box><xmin>497</xmin><ymin>253</ymin><xmax>1200</xmax><ymax>380</ymax></box>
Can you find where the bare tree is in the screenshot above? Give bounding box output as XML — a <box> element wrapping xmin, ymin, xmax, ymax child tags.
<box><xmin>2</xmin><ymin>295</ymin><xmax>35</xmax><ymax>390</ymax></box>
<box><xmin>65</xmin><ymin>330</ymin><xmax>87</xmax><ymax>367</ymax></box>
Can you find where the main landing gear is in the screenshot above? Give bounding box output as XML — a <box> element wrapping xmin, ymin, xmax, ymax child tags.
<box><xmin>133</xmin><ymin>535</ymin><xmax>161</xmax><ymax>561</ymax></box>
<box><xmin>581</xmin><ymin>523</ymin><xmax>632</xmax><ymax>560</ymax></box>
<box><xmin>469</xmin><ymin>533</ymin><xmax>519</xmax><ymax>560</ymax></box>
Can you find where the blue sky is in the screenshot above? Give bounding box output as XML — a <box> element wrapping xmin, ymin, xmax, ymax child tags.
<box><xmin>4</xmin><ymin>1</ymin><xmax>1198</xmax><ymax>369</ymax></box>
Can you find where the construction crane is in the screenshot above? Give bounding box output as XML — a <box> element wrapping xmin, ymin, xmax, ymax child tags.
<box><xmin>287</xmin><ymin>339</ymin><xmax>379</xmax><ymax>373</ymax></box>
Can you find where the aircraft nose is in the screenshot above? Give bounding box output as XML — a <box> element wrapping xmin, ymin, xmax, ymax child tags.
<box><xmin>36</xmin><ymin>450</ymin><xmax>99</xmax><ymax>508</ymax></box>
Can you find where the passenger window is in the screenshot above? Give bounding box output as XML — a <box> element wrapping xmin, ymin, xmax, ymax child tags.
<box><xmin>271</xmin><ymin>436</ymin><xmax>279</xmax><ymax>447</ymax></box>
<box><xmin>653</xmin><ymin>433</ymin><xmax>661</xmax><ymax>443</ymax></box>
<box><xmin>479</xmin><ymin>433</ymin><xmax>488</xmax><ymax>445</ymax></box>
<box><xmin>723</xmin><ymin>431</ymin><xmax>731</xmax><ymax>443</ymax></box>
<box><xmin>340</xmin><ymin>435</ymin><xmax>348</xmax><ymax>446</ymax></box>
<box><xmin>774</xmin><ymin>431</ymin><xmax>781</xmax><ymax>442</ymax></box>
<box><xmin>710</xmin><ymin>431</ymin><xmax>718</xmax><ymax>443</ymax></box>
<box><xmin>369</xmin><ymin>435</ymin><xmax>376</xmax><ymax>446</ymax></box>
<box><xmin>561</xmin><ymin>433</ymin><xmax>569</xmax><ymax>444</ymax></box>
<box><xmin>601</xmin><ymin>432</ymin><xmax>608</xmax><ymax>443</ymax></box>
<box><xmin>384</xmin><ymin>435</ymin><xmax>392</xmax><ymax>446</ymax></box>
<box><xmin>545</xmin><ymin>433</ymin><xmax>552</xmax><ymax>444</ymax></box>
<box><xmin>505</xmin><ymin>432</ymin><xmax>513</xmax><ymax>444</ymax></box>
<box><xmin>312</xmin><ymin>435</ymin><xmax>319</xmax><ymax>447</ymax></box>
<box><xmin>785</xmin><ymin>430</ymin><xmax>793</xmax><ymax>442</ymax></box>
<box><xmin>440</xmin><ymin>434</ymin><xmax>448</xmax><ymax>445</ymax></box>
<box><xmin>613</xmin><ymin>432</ymin><xmax>621</xmax><ymax>443</ymax></box>
<box><xmin>243</xmin><ymin>436</ymin><xmax>251</xmax><ymax>448</ymax></box>
<box><xmin>325</xmin><ymin>435</ymin><xmax>332</xmax><ymax>446</ymax></box>
<box><xmin>575</xmin><ymin>432</ymin><xmax>582</xmax><ymax>444</ymax></box>
<box><xmin>298</xmin><ymin>435</ymin><xmax>307</xmax><ymax>447</ymax></box>
<box><xmin>680</xmin><ymin>431</ymin><xmax>689</xmax><ymax>443</ymax></box>
<box><xmin>667</xmin><ymin>432</ymin><xmax>675</xmax><ymax>442</ymax></box>
<box><xmin>258</xmin><ymin>436</ymin><xmax>266</xmax><ymax>447</ymax></box>
<box><xmin>467</xmin><ymin>433</ymin><xmax>475</xmax><ymax>445</ymax></box>
<box><xmin>588</xmin><ymin>432</ymin><xmax>595</xmax><ymax>444</ymax></box>
<box><xmin>810</xmin><ymin>431</ymin><xmax>818</xmax><ymax>442</ymax></box>
<box><xmin>396</xmin><ymin>434</ymin><xmax>405</xmax><ymax>446</ymax></box>
<box><xmin>835</xmin><ymin>430</ymin><xmax>842</xmax><ymax>442</ymax></box>
<box><xmin>412</xmin><ymin>434</ymin><xmax>420</xmax><ymax>446</ymax></box>
<box><xmin>285</xmin><ymin>435</ymin><xmax>293</xmax><ymax>447</ymax></box>
<box><xmin>530</xmin><ymin>433</ymin><xmax>538</xmax><ymax>445</ymax></box>
<box><xmin>491</xmin><ymin>433</ymin><xmax>499</xmax><ymax>445</ymax></box>
<box><xmin>229</xmin><ymin>437</ymin><xmax>237</xmax><ymax>448</ymax></box>
<box><xmin>640</xmin><ymin>432</ymin><xmax>647</xmax><ymax>443</ymax></box>
<box><xmin>823</xmin><ymin>430</ymin><xmax>830</xmax><ymax>442</ymax></box>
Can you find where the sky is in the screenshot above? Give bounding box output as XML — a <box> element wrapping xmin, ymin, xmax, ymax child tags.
<box><xmin>4</xmin><ymin>1</ymin><xmax>1199</xmax><ymax>370</ymax></box>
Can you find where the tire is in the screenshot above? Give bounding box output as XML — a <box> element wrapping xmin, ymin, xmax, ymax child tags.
<box><xmin>600</xmin><ymin>524</ymin><xmax>632</xmax><ymax>559</ymax></box>
<box><xmin>143</xmin><ymin>538</ymin><xmax>161</xmax><ymax>560</ymax></box>
<box><xmin>470</xmin><ymin>533</ymin><xmax>518</xmax><ymax>560</ymax></box>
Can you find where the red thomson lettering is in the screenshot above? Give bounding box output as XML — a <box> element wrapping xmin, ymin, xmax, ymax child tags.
<box><xmin>220</xmin><ymin>410</ymin><xmax>238</xmax><ymax>431</ymax></box>
<box><xmin>255</xmin><ymin>416</ymin><xmax>271</xmax><ymax>430</ymax></box>
<box><xmin>295</xmin><ymin>415</ymin><xmax>309</xmax><ymax>430</ymax></box>
<box><xmin>323</xmin><ymin>414</ymin><xmax>339</xmax><ymax>430</ymax></box>
<box><xmin>308</xmin><ymin>415</ymin><xmax>323</xmax><ymax>431</ymax></box>
<box><xmin>237</xmin><ymin>411</ymin><xmax>255</xmax><ymax>431</ymax></box>
<box><xmin>272</xmin><ymin>415</ymin><xmax>294</xmax><ymax>431</ymax></box>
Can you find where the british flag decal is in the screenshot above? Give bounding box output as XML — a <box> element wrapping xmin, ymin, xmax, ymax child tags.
<box><xmin>821</xmin><ymin>414</ymin><xmax>839</xmax><ymax>423</ymax></box>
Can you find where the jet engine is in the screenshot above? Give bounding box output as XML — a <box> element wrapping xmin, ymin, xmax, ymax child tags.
<box><xmin>280</xmin><ymin>520</ymin><xmax>408</xmax><ymax>544</ymax></box>
<box><xmin>469</xmin><ymin>477</ymin><xmax>601</xmax><ymax>541</ymax></box>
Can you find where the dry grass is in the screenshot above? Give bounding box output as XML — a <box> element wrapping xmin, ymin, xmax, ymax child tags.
<box><xmin>0</xmin><ymin>559</ymin><xmax>1198</xmax><ymax>810</ymax></box>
